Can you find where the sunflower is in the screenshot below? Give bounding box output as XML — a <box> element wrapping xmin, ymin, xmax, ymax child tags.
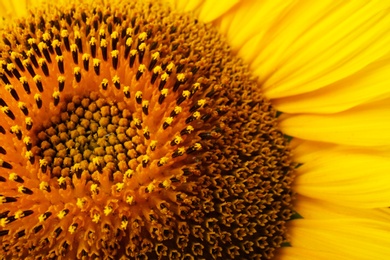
<box><xmin>0</xmin><ymin>0</ymin><xmax>389</xmax><ymax>259</ymax></box>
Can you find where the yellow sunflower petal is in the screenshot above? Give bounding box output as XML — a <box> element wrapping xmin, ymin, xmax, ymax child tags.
<box><xmin>276</xmin><ymin>247</ymin><xmax>351</xmax><ymax>260</ymax></box>
<box><xmin>183</xmin><ymin>0</ymin><xmax>240</xmax><ymax>23</ymax></box>
<box><xmin>294</xmin><ymin>146</ymin><xmax>390</xmax><ymax>208</ymax></box>
<box><xmin>215</xmin><ymin>1</ymin><xmax>390</xmax><ymax>99</ymax></box>
<box><xmin>280</xmin><ymin>98</ymin><xmax>390</xmax><ymax>146</ymax></box>
<box><xmin>200</xmin><ymin>1</ymin><xmax>240</xmax><ymax>23</ymax></box>
<box><xmin>288</xmin><ymin>219</ymin><xmax>390</xmax><ymax>259</ymax></box>
<box><xmin>294</xmin><ymin>195</ymin><xmax>390</xmax><ymax>222</ymax></box>
<box><xmin>272</xmin><ymin>56</ymin><xmax>390</xmax><ymax>114</ymax></box>
<box><xmin>0</xmin><ymin>0</ymin><xmax>32</xmax><ymax>19</ymax></box>
<box><xmin>170</xmin><ymin>0</ymin><xmax>203</xmax><ymax>12</ymax></box>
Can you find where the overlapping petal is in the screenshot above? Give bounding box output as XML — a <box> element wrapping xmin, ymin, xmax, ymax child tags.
<box><xmin>287</xmin><ymin>218</ymin><xmax>390</xmax><ymax>259</ymax></box>
<box><xmin>280</xmin><ymin>98</ymin><xmax>390</xmax><ymax>146</ymax></box>
<box><xmin>212</xmin><ymin>0</ymin><xmax>390</xmax><ymax>100</ymax></box>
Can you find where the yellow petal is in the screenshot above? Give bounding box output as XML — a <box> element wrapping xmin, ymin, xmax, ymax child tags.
<box><xmin>288</xmin><ymin>219</ymin><xmax>390</xmax><ymax>259</ymax></box>
<box><xmin>280</xmin><ymin>98</ymin><xmax>390</xmax><ymax>146</ymax></box>
<box><xmin>273</xmin><ymin>56</ymin><xmax>390</xmax><ymax>113</ymax></box>
<box><xmin>215</xmin><ymin>1</ymin><xmax>390</xmax><ymax>99</ymax></box>
<box><xmin>171</xmin><ymin>0</ymin><xmax>203</xmax><ymax>12</ymax></box>
<box><xmin>276</xmin><ymin>247</ymin><xmax>351</xmax><ymax>260</ymax></box>
<box><xmin>294</xmin><ymin>146</ymin><xmax>390</xmax><ymax>208</ymax></box>
<box><xmin>197</xmin><ymin>0</ymin><xmax>241</xmax><ymax>23</ymax></box>
<box><xmin>294</xmin><ymin>195</ymin><xmax>390</xmax><ymax>222</ymax></box>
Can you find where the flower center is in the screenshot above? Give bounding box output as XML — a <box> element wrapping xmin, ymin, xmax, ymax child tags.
<box><xmin>0</xmin><ymin>1</ymin><xmax>294</xmax><ymax>259</ymax></box>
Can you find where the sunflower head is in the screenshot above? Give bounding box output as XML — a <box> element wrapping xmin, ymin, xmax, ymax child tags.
<box><xmin>0</xmin><ymin>0</ymin><xmax>294</xmax><ymax>259</ymax></box>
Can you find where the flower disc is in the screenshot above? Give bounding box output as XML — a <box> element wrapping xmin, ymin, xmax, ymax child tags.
<box><xmin>0</xmin><ymin>1</ymin><xmax>294</xmax><ymax>259</ymax></box>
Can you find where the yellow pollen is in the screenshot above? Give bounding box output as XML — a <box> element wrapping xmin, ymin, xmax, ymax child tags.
<box><xmin>39</xmin><ymin>159</ymin><xmax>48</xmax><ymax>167</ymax></box>
<box><xmin>93</xmin><ymin>58</ymin><xmax>101</xmax><ymax>67</ymax></box>
<box><xmin>138</xmin><ymin>42</ymin><xmax>146</xmax><ymax>51</ymax></box>
<box><xmin>58</xmin><ymin>176</ymin><xmax>67</xmax><ymax>185</ymax></box>
<box><xmin>38</xmin><ymin>42</ymin><xmax>48</xmax><ymax>51</ymax></box>
<box><xmin>70</xmin><ymin>43</ymin><xmax>78</xmax><ymax>52</ymax></box>
<box><xmin>57</xmin><ymin>210</ymin><xmax>67</xmax><ymax>220</ymax></box>
<box><xmin>177</xmin><ymin>147</ymin><xmax>186</xmax><ymax>156</ymax></box>
<box><xmin>0</xmin><ymin>218</ymin><xmax>9</xmax><ymax>227</ymax></box>
<box><xmin>111</xmin><ymin>50</ymin><xmax>119</xmax><ymax>58</ymax></box>
<box><xmin>18</xmin><ymin>102</ymin><xmax>26</xmax><ymax>109</ymax></box>
<box><xmin>120</xmin><ymin>220</ymin><xmax>128</xmax><ymax>230</ymax></box>
<box><xmin>160</xmin><ymin>89</ymin><xmax>168</xmax><ymax>97</ymax></box>
<box><xmin>55</xmin><ymin>55</ymin><xmax>64</xmax><ymax>62</ymax></box>
<box><xmin>151</xmin><ymin>52</ymin><xmax>160</xmax><ymax>60</ymax></box>
<box><xmin>10</xmin><ymin>125</ymin><xmax>21</xmax><ymax>134</ymax></box>
<box><xmin>142</xmin><ymin>100</ymin><xmax>149</xmax><ymax>108</ymax></box>
<box><xmin>124</xmin><ymin>169</ymin><xmax>134</xmax><ymax>178</ymax></box>
<box><xmin>174</xmin><ymin>106</ymin><xmax>182</xmax><ymax>114</ymax></box>
<box><xmin>61</xmin><ymin>29</ymin><xmax>69</xmax><ymax>37</ymax></box>
<box><xmin>177</xmin><ymin>73</ymin><xmax>186</xmax><ymax>82</ymax></box>
<box><xmin>197</xmin><ymin>99</ymin><xmax>206</xmax><ymax>107</ymax></box>
<box><xmin>39</xmin><ymin>181</ymin><xmax>49</xmax><ymax>191</ymax></box>
<box><xmin>130</xmin><ymin>49</ymin><xmax>137</xmax><ymax>56</ymax></box>
<box><xmin>5</xmin><ymin>84</ymin><xmax>13</xmax><ymax>92</ymax></box>
<box><xmin>142</xmin><ymin>155</ymin><xmax>150</xmax><ymax>164</ymax></box>
<box><xmin>58</xmin><ymin>75</ymin><xmax>65</xmax><ymax>83</ymax></box>
<box><xmin>27</xmin><ymin>38</ymin><xmax>36</xmax><ymax>45</ymax></box>
<box><xmin>161</xmin><ymin>72</ymin><xmax>169</xmax><ymax>81</ymax></box>
<box><xmin>82</xmin><ymin>53</ymin><xmax>90</xmax><ymax>61</ymax></box>
<box><xmin>173</xmin><ymin>136</ymin><xmax>183</xmax><ymax>145</ymax></box>
<box><xmin>92</xmin><ymin>214</ymin><xmax>100</xmax><ymax>223</ymax></box>
<box><xmin>100</xmin><ymin>39</ymin><xmax>108</xmax><ymax>47</ymax></box>
<box><xmin>38</xmin><ymin>214</ymin><xmax>46</xmax><ymax>223</ymax></box>
<box><xmin>8</xmin><ymin>172</ymin><xmax>18</xmax><ymax>181</ymax></box>
<box><xmin>76</xmin><ymin>198</ymin><xmax>85</xmax><ymax>209</ymax></box>
<box><xmin>17</xmin><ymin>186</ymin><xmax>26</xmax><ymax>193</ymax></box>
<box><xmin>74</xmin><ymin>67</ymin><xmax>81</xmax><ymax>74</ymax></box>
<box><xmin>1</xmin><ymin>107</ymin><xmax>9</xmax><ymax>113</ymax></box>
<box><xmin>104</xmin><ymin>206</ymin><xmax>113</xmax><ymax>216</ymax></box>
<box><xmin>123</xmin><ymin>86</ymin><xmax>130</xmax><ymax>94</ymax></box>
<box><xmin>34</xmin><ymin>93</ymin><xmax>41</xmax><ymax>101</ymax></box>
<box><xmin>68</xmin><ymin>225</ymin><xmax>77</xmax><ymax>234</ymax></box>
<box><xmin>153</xmin><ymin>65</ymin><xmax>162</xmax><ymax>74</ymax></box>
<box><xmin>192</xmin><ymin>111</ymin><xmax>201</xmax><ymax>119</ymax></box>
<box><xmin>125</xmin><ymin>37</ymin><xmax>133</xmax><ymax>47</ymax></box>
<box><xmin>25</xmin><ymin>117</ymin><xmax>33</xmax><ymax>126</ymax></box>
<box><xmin>25</xmin><ymin>151</ymin><xmax>33</xmax><ymax>160</ymax></box>
<box><xmin>14</xmin><ymin>210</ymin><xmax>24</xmax><ymax>219</ymax></box>
<box><xmin>126</xmin><ymin>196</ymin><xmax>135</xmax><ymax>205</ymax></box>
<box><xmin>162</xmin><ymin>179</ymin><xmax>171</xmax><ymax>188</ymax></box>
<box><xmin>38</xmin><ymin>58</ymin><xmax>46</xmax><ymax>66</ymax></box>
<box><xmin>112</xmin><ymin>75</ymin><xmax>120</xmax><ymax>84</ymax></box>
<box><xmin>53</xmin><ymin>91</ymin><xmax>60</xmax><ymax>99</ymax></box>
<box><xmin>166</xmin><ymin>62</ymin><xmax>175</xmax><ymax>72</ymax></box>
<box><xmin>52</xmin><ymin>39</ymin><xmax>61</xmax><ymax>48</ymax></box>
<box><xmin>116</xmin><ymin>182</ymin><xmax>125</xmax><ymax>192</ymax></box>
<box><xmin>19</xmin><ymin>76</ymin><xmax>28</xmax><ymax>84</ymax></box>
<box><xmin>146</xmin><ymin>183</ymin><xmax>155</xmax><ymax>193</ymax></box>
<box><xmin>89</xmin><ymin>37</ymin><xmax>97</xmax><ymax>46</ymax></box>
<box><xmin>138</xmin><ymin>32</ymin><xmax>148</xmax><ymax>41</ymax></box>
<box><xmin>91</xmin><ymin>183</ymin><xmax>99</xmax><ymax>194</ymax></box>
<box><xmin>0</xmin><ymin>196</ymin><xmax>6</xmax><ymax>204</ymax></box>
<box><xmin>33</xmin><ymin>75</ymin><xmax>41</xmax><ymax>83</ymax></box>
<box><xmin>158</xmin><ymin>157</ymin><xmax>169</xmax><ymax>165</ymax></box>
<box><xmin>164</xmin><ymin>117</ymin><xmax>174</xmax><ymax>126</ymax></box>
<box><xmin>138</xmin><ymin>64</ymin><xmax>146</xmax><ymax>73</ymax></box>
<box><xmin>182</xmin><ymin>90</ymin><xmax>191</xmax><ymax>98</ymax></box>
<box><xmin>149</xmin><ymin>140</ymin><xmax>158</xmax><ymax>150</ymax></box>
<box><xmin>111</xmin><ymin>31</ymin><xmax>119</xmax><ymax>39</ymax></box>
<box><xmin>193</xmin><ymin>143</ymin><xmax>202</xmax><ymax>150</ymax></box>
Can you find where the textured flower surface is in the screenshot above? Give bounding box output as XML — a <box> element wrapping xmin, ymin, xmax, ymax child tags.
<box><xmin>1</xmin><ymin>0</ymin><xmax>390</xmax><ymax>260</ymax></box>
